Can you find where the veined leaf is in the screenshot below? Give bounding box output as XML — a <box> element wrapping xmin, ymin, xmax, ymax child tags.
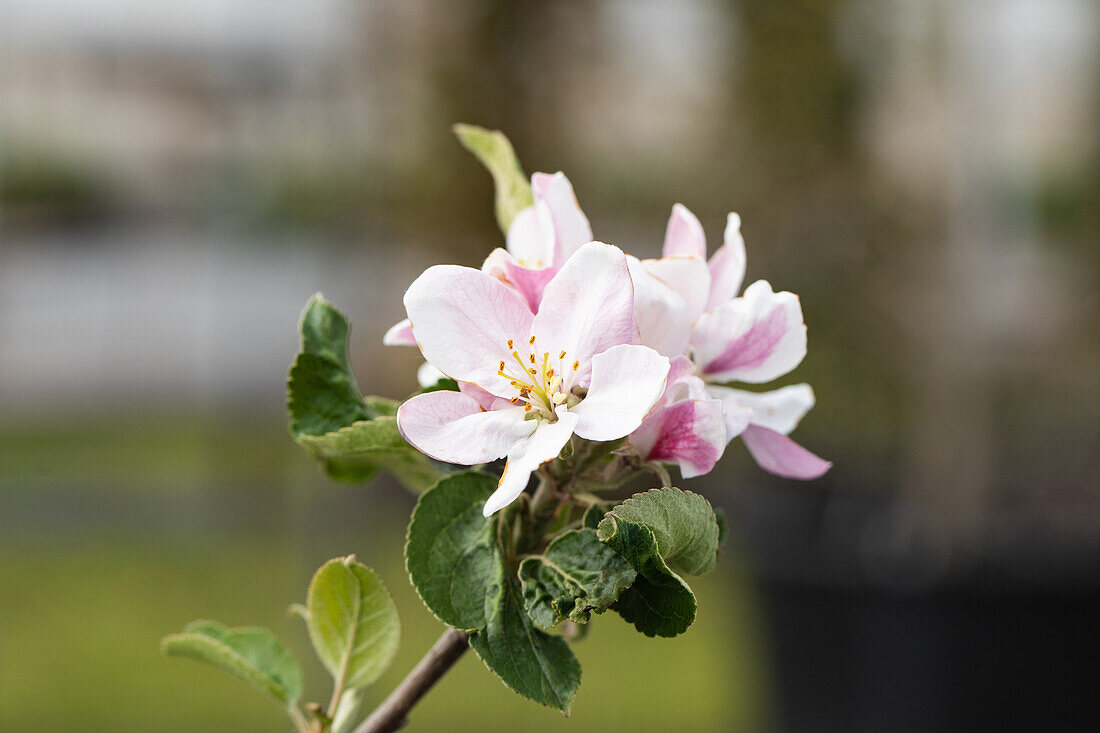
<box><xmin>469</xmin><ymin>577</ymin><xmax>581</xmax><ymax>714</ymax></box>
<box><xmin>161</xmin><ymin>620</ymin><xmax>302</xmax><ymax>707</ymax></box>
<box><xmin>306</xmin><ymin>556</ymin><xmax>401</xmax><ymax>691</ymax></box>
<box><xmin>405</xmin><ymin>472</ymin><xmax>502</xmax><ymax>630</ymax></box>
<box><xmin>596</xmin><ymin>488</ymin><xmax>720</xmax><ymax>638</ymax></box>
<box><xmin>519</xmin><ymin>529</ymin><xmax>635</xmax><ymax>629</ymax></box>
<box><xmin>453</xmin><ymin>123</ymin><xmax>533</xmax><ymax>233</ymax></box>
<box><xmin>296</xmin><ymin>416</ymin><xmax>442</xmax><ymax>491</ymax></box>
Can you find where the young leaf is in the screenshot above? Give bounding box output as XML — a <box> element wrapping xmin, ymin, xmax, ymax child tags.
<box><xmin>469</xmin><ymin>578</ymin><xmax>581</xmax><ymax>714</ymax></box>
<box><xmin>453</xmin><ymin>123</ymin><xmax>534</xmax><ymax>233</ymax></box>
<box><xmin>405</xmin><ymin>472</ymin><xmax>502</xmax><ymax>630</ymax></box>
<box><xmin>296</xmin><ymin>416</ymin><xmax>443</xmax><ymax>491</ymax></box>
<box><xmin>598</xmin><ymin>488</ymin><xmax>720</xmax><ymax>576</ymax></box>
<box><xmin>518</xmin><ymin>528</ymin><xmax>635</xmax><ymax>628</ymax></box>
<box><xmin>306</xmin><ymin>556</ymin><xmax>401</xmax><ymax>691</ymax></box>
<box><xmin>596</xmin><ymin>488</ymin><xmax>721</xmax><ymax>638</ymax></box>
<box><xmin>288</xmin><ymin>294</ymin><xmax>373</xmax><ymax>437</ymax></box>
<box><xmin>288</xmin><ymin>295</ymin><xmax>443</xmax><ymax>490</ymax></box>
<box><xmin>161</xmin><ymin>620</ymin><xmax>303</xmax><ymax>707</ymax></box>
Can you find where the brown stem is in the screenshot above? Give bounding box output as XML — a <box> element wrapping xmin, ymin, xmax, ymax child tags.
<box><xmin>351</xmin><ymin>628</ymin><xmax>469</xmax><ymax>733</ymax></box>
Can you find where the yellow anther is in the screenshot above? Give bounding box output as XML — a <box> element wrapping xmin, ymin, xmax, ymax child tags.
<box><xmin>507</xmin><ymin>339</ymin><xmax>514</xmax><ymax>349</ymax></box>
<box><xmin>524</xmin><ymin>403</ymin><xmax>532</xmax><ymax>412</ymax></box>
<box><xmin>558</xmin><ymin>350</ymin><xmax>566</xmax><ymax>359</ymax></box>
<box><xmin>547</xmin><ymin>368</ymin><xmax>555</xmax><ymax>378</ymax></box>
<box><xmin>572</xmin><ymin>360</ymin><xmax>580</xmax><ymax>371</ymax></box>
<box><xmin>499</xmin><ymin>360</ymin><xmax>505</xmax><ymax>371</ymax></box>
<box><xmin>529</xmin><ymin>336</ymin><xmax>536</xmax><ymax>345</ymax></box>
<box><xmin>529</xmin><ymin>353</ymin><xmax>536</xmax><ymax>364</ymax></box>
<box><xmin>529</xmin><ymin>368</ymin><xmax>537</xmax><ymax>375</ymax></box>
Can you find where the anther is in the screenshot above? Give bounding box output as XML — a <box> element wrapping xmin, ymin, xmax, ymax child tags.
<box><xmin>507</xmin><ymin>339</ymin><xmax>514</xmax><ymax>349</ymax></box>
<box><xmin>499</xmin><ymin>360</ymin><xmax>505</xmax><ymax>371</ymax></box>
<box><xmin>572</xmin><ymin>360</ymin><xmax>580</xmax><ymax>370</ymax></box>
<box><xmin>524</xmin><ymin>403</ymin><xmax>532</xmax><ymax>412</ymax></box>
<box><xmin>558</xmin><ymin>350</ymin><xmax>566</xmax><ymax>359</ymax></box>
<box><xmin>529</xmin><ymin>368</ymin><xmax>537</xmax><ymax>375</ymax></box>
<box><xmin>547</xmin><ymin>368</ymin><xmax>555</xmax><ymax>377</ymax></box>
<box><xmin>529</xmin><ymin>353</ymin><xmax>536</xmax><ymax>364</ymax></box>
<box><xmin>529</xmin><ymin>336</ymin><xmax>536</xmax><ymax>345</ymax></box>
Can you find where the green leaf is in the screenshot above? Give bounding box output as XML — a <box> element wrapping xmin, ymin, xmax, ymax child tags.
<box><xmin>518</xmin><ymin>529</ymin><xmax>635</xmax><ymax>628</ymax></box>
<box><xmin>453</xmin><ymin>123</ymin><xmax>533</xmax><ymax>232</ymax></box>
<box><xmin>288</xmin><ymin>295</ymin><xmax>443</xmax><ymax>491</ymax></box>
<box><xmin>598</xmin><ymin>488</ymin><xmax>720</xmax><ymax>577</ymax></box>
<box><xmin>296</xmin><ymin>416</ymin><xmax>443</xmax><ymax>491</ymax></box>
<box><xmin>405</xmin><ymin>472</ymin><xmax>502</xmax><ymax>630</ymax></box>
<box><xmin>288</xmin><ymin>294</ymin><xmax>373</xmax><ymax>437</ymax></box>
<box><xmin>596</xmin><ymin>488</ymin><xmax>720</xmax><ymax>638</ymax></box>
<box><xmin>469</xmin><ymin>578</ymin><xmax>581</xmax><ymax>714</ymax></box>
<box><xmin>306</xmin><ymin>556</ymin><xmax>401</xmax><ymax>691</ymax></box>
<box><xmin>160</xmin><ymin>620</ymin><xmax>303</xmax><ymax>707</ymax></box>
<box><xmin>581</xmin><ymin>503</ymin><xmax>607</xmax><ymax>530</ymax></box>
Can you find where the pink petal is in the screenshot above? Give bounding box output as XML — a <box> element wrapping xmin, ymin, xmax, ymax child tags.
<box><xmin>505</xmin><ymin>204</ymin><xmax>555</xmax><ymax>269</ymax></box>
<box><xmin>710</xmin><ymin>383</ymin><xmax>815</xmax><ymax>435</ymax></box>
<box><xmin>481</xmin><ymin>248</ymin><xmax>557</xmax><ymax>313</ymax></box>
<box><xmin>404</xmin><ymin>264</ymin><xmax>534</xmax><ymax>397</ymax></box>
<box><xmin>662</xmin><ymin>203</ymin><xmax>706</xmax><ymax>259</ymax></box>
<box><xmin>383</xmin><ymin>318</ymin><xmax>417</xmax><ymax>347</ymax></box>
<box><xmin>570</xmin><ymin>344</ymin><xmax>670</xmax><ymax>442</ymax></box>
<box><xmin>740</xmin><ymin>425</ymin><xmax>831</xmax><ymax>480</ymax></box>
<box><xmin>397</xmin><ymin>391</ymin><xmax>535</xmax><ymax>465</ymax></box>
<box><xmin>485</xmin><ymin>407</ymin><xmax>578</xmax><ymax>516</ymax></box>
<box><xmin>630</xmin><ymin>398</ymin><xmax>726</xmax><ymax>479</ymax></box>
<box><xmin>531</xmin><ymin>172</ymin><xmax>593</xmax><ymax>265</ymax></box>
<box><xmin>531</xmin><ymin>242</ymin><xmax>636</xmax><ymax>384</ymax></box>
<box><xmin>642</xmin><ymin>256</ymin><xmax>711</xmax><ymax>321</ymax></box>
<box><xmin>705</xmin><ymin>213</ymin><xmax>747</xmax><ymax>309</ymax></box>
<box><xmin>627</xmin><ymin>256</ymin><xmax>694</xmax><ymax>358</ymax></box>
<box><xmin>692</xmin><ymin>279</ymin><xmax>806</xmax><ymax>384</ymax></box>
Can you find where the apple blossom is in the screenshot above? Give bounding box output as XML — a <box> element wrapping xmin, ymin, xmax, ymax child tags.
<box><xmin>396</xmin><ymin>241</ymin><xmax>670</xmax><ymax>515</ymax></box>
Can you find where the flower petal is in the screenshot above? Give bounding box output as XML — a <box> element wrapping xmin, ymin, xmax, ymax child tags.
<box><xmin>642</xmin><ymin>256</ymin><xmax>711</xmax><ymax>322</ymax></box>
<box><xmin>531</xmin><ymin>242</ymin><xmax>636</xmax><ymax>383</ymax></box>
<box><xmin>692</xmin><ymin>279</ymin><xmax>807</xmax><ymax>383</ymax></box>
<box><xmin>397</xmin><ymin>391</ymin><xmax>535</xmax><ymax>465</ymax></box>
<box><xmin>627</xmin><ymin>256</ymin><xmax>694</xmax><ymax>358</ymax></box>
<box><xmin>531</xmin><ymin>172</ymin><xmax>593</xmax><ymax>265</ymax></box>
<box><xmin>481</xmin><ymin>248</ymin><xmax>556</xmax><ymax>313</ymax></box>
<box><xmin>570</xmin><ymin>344</ymin><xmax>670</xmax><ymax>442</ymax></box>
<box><xmin>505</xmin><ymin>204</ymin><xmax>555</xmax><ymax>269</ymax></box>
<box><xmin>630</xmin><ymin>398</ymin><xmax>726</xmax><ymax>478</ymax></box>
<box><xmin>705</xmin><ymin>213</ymin><xmax>747</xmax><ymax>309</ymax></box>
<box><xmin>709</xmin><ymin>383</ymin><xmax>815</xmax><ymax>435</ymax></box>
<box><xmin>662</xmin><ymin>203</ymin><xmax>706</xmax><ymax>259</ymax></box>
<box><xmin>484</xmin><ymin>407</ymin><xmax>578</xmax><ymax>516</ymax></box>
<box><xmin>383</xmin><ymin>318</ymin><xmax>417</xmax><ymax>347</ymax></box>
<box><xmin>404</xmin><ymin>264</ymin><xmax>534</xmax><ymax>396</ymax></box>
<box><xmin>740</xmin><ymin>425</ymin><xmax>831</xmax><ymax>480</ymax></box>
<box><xmin>417</xmin><ymin>362</ymin><xmax>447</xmax><ymax>388</ymax></box>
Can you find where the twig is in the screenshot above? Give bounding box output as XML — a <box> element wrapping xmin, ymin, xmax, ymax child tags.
<box><xmin>351</xmin><ymin>628</ymin><xmax>469</xmax><ymax>733</ymax></box>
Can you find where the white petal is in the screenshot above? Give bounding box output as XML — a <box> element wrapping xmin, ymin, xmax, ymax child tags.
<box><xmin>629</xmin><ymin>398</ymin><xmax>726</xmax><ymax>478</ymax></box>
<box><xmin>642</xmin><ymin>256</ymin><xmax>711</xmax><ymax>321</ymax></box>
<box><xmin>705</xmin><ymin>213</ymin><xmax>747</xmax><ymax>309</ymax></box>
<box><xmin>531</xmin><ymin>242</ymin><xmax>636</xmax><ymax>384</ymax></box>
<box><xmin>505</xmin><ymin>203</ymin><xmax>555</xmax><ymax>269</ymax></box>
<box><xmin>662</xmin><ymin>203</ymin><xmax>707</xmax><ymax>259</ymax></box>
<box><xmin>397</xmin><ymin>391</ymin><xmax>535</xmax><ymax>465</ymax></box>
<box><xmin>570</xmin><ymin>344</ymin><xmax>670</xmax><ymax>442</ymax></box>
<box><xmin>383</xmin><ymin>318</ymin><xmax>417</xmax><ymax>347</ymax></box>
<box><xmin>709</xmin><ymin>383</ymin><xmax>815</xmax><ymax>435</ymax></box>
<box><xmin>740</xmin><ymin>425</ymin><xmax>831</xmax><ymax>480</ymax></box>
<box><xmin>416</xmin><ymin>362</ymin><xmax>446</xmax><ymax>388</ymax></box>
<box><xmin>404</xmin><ymin>264</ymin><xmax>534</xmax><ymax>396</ymax></box>
<box><xmin>691</xmin><ymin>279</ymin><xmax>807</xmax><ymax>384</ymax></box>
<box><xmin>531</xmin><ymin>172</ymin><xmax>593</xmax><ymax>265</ymax></box>
<box><xmin>484</xmin><ymin>407</ymin><xmax>578</xmax><ymax>516</ymax></box>
<box><xmin>703</xmin><ymin>384</ymin><xmax>754</xmax><ymax>442</ymax></box>
<box><xmin>627</xmin><ymin>256</ymin><xmax>694</xmax><ymax>358</ymax></box>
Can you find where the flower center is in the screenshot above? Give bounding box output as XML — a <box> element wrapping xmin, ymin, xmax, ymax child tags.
<box><xmin>497</xmin><ymin>336</ymin><xmax>581</xmax><ymax>420</ymax></box>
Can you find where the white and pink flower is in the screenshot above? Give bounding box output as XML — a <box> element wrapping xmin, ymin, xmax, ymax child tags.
<box><xmin>395</xmin><ymin>242</ymin><xmax>670</xmax><ymax>515</ymax></box>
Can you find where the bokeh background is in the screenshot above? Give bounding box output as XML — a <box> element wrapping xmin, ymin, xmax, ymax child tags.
<box><xmin>1</xmin><ymin>1</ymin><xmax>1097</xmax><ymax>731</ymax></box>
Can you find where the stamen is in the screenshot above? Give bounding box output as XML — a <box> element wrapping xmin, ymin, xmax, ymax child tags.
<box><xmin>547</xmin><ymin>368</ymin><xmax>555</xmax><ymax>378</ymax></box>
<box><xmin>529</xmin><ymin>368</ymin><xmax>537</xmax><ymax>375</ymax></box>
<box><xmin>572</xmin><ymin>360</ymin><xmax>580</xmax><ymax>371</ymax></box>
<box><xmin>558</xmin><ymin>350</ymin><xmax>566</xmax><ymax>359</ymax></box>
<box><xmin>524</xmin><ymin>403</ymin><xmax>532</xmax><ymax>412</ymax></box>
<box><xmin>529</xmin><ymin>336</ymin><xmax>536</xmax><ymax>345</ymax></box>
<box><xmin>507</xmin><ymin>339</ymin><xmax>514</xmax><ymax>349</ymax></box>
<box><xmin>499</xmin><ymin>360</ymin><xmax>505</xmax><ymax>371</ymax></box>
<box><xmin>529</xmin><ymin>353</ymin><xmax>536</xmax><ymax>364</ymax></box>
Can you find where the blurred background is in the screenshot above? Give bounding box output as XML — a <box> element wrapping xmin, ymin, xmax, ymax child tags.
<box><xmin>1</xmin><ymin>1</ymin><xmax>1097</xmax><ymax>731</ymax></box>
